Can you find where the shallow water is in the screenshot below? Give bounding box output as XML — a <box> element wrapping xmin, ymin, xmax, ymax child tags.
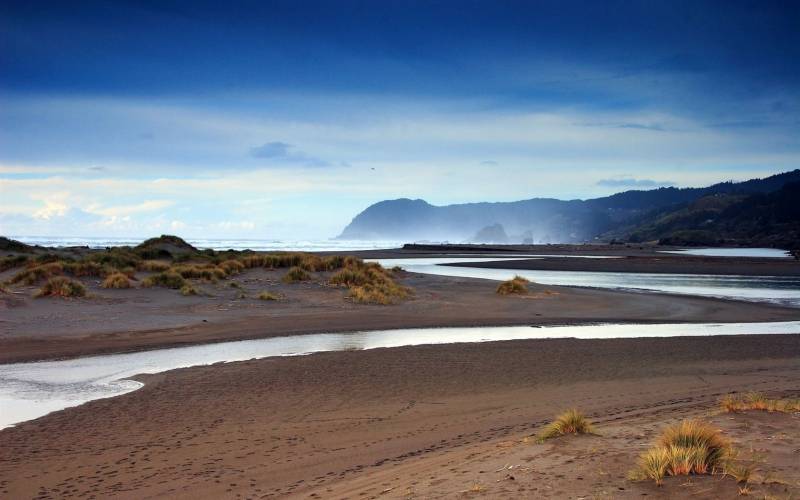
<box><xmin>2</xmin><ymin>321</ymin><xmax>799</xmax><ymax>429</ymax></box>
<box><xmin>373</xmin><ymin>258</ymin><xmax>800</xmax><ymax>307</ymax></box>
<box><xmin>661</xmin><ymin>248</ymin><xmax>791</xmax><ymax>258</ymax></box>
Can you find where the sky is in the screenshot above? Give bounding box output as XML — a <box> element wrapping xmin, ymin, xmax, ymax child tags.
<box><xmin>1</xmin><ymin>0</ymin><xmax>799</xmax><ymax>240</ymax></box>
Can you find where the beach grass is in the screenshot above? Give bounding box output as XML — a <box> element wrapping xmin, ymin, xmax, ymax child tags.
<box><xmin>142</xmin><ymin>270</ymin><xmax>187</xmax><ymax>289</ymax></box>
<box><xmin>35</xmin><ymin>276</ymin><xmax>87</xmax><ymax>298</ymax></box>
<box><xmin>258</xmin><ymin>291</ymin><xmax>279</xmax><ymax>300</ymax></box>
<box><xmin>631</xmin><ymin>419</ymin><xmax>735</xmax><ymax>485</ymax></box>
<box><xmin>137</xmin><ymin>260</ymin><xmax>171</xmax><ymax>272</ymax></box>
<box><xmin>536</xmin><ymin>409</ymin><xmax>596</xmax><ymax>442</ymax></box>
<box><xmin>0</xmin><ymin>255</ymin><xmax>29</xmax><ymax>272</ymax></box>
<box><xmin>282</xmin><ymin>266</ymin><xmax>311</xmax><ymax>283</ymax></box>
<box><xmin>496</xmin><ymin>275</ymin><xmax>529</xmax><ymax>295</ymax></box>
<box><xmin>9</xmin><ymin>262</ymin><xmax>64</xmax><ymax>285</ymax></box>
<box><xmin>101</xmin><ymin>272</ymin><xmax>132</xmax><ymax>289</ymax></box>
<box><xmin>180</xmin><ymin>284</ymin><xmax>198</xmax><ymax>296</ymax></box>
<box><xmin>720</xmin><ymin>392</ymin><xmax>800</xmax><ymax>413</ymax></box>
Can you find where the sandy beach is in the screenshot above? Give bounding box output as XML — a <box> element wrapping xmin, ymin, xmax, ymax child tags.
<box><xmin>1</xmin><ymin>334</ymin><xmax>798</xmax><ymax>498</ymax></box>
<box><xmin>2</xmin><ymin>244</ymin><xmax>800</xmax><ymax>499</ymax></box>
<box><xmin>2</xmin><ymin>263</ymin><xmax>799</xmax><ymax>363</ymax></box>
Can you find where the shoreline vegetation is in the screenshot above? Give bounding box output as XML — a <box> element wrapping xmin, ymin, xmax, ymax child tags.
<box><xmin>1</xmin><ymin>234</ymin><xmax>409</xmax><ymax>305</ymax></box>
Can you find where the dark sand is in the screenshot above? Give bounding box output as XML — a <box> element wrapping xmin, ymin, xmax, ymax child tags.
<box><xmin>2</xmin><ymin>266</ymin><xmax>799</xmax><ymax>363</ymax></box>
<box><xmin>1</xmin><ymin>335</ymin><xmax>798</xmax><ymax>499</ymax></box>
<box><xmin>2</xmin><ymin>245</ymin><xmax>800</xmax><ymax>499</ymax></box>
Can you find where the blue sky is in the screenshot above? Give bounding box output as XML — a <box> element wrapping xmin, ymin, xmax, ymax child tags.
<box><xmin>1</xmin><ymin>0</ymin><xmax>799</xmax><ymax>239</ymax></box>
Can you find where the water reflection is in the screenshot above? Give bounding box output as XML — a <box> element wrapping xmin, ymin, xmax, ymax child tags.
<box><xmin>2</xmin><ymin>321</ymin><xmax>799</xmax><ymax>429</ymax></box>
<box><xmin>373</xmin><ymin>258</ymin><xmax>800</xmax><ymax>307</ymax></box>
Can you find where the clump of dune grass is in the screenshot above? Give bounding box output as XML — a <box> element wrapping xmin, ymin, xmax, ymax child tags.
<box><xmin>219</xmin><ymin>259</ymin><xmax>245</xmax><ymax>275</ymax></box>
<box><xmin>63</xmin><ymin>260</ymin><xmax>114</xmax><ymax>278</ymax></box>
<box><xmin>137</xmin><ymin>260</ymin><xmax>171</xmax><ymax>272</ymax></box>
<box><xmin>258</xmin><ymin>291</ymin><xmax>279</xmax><ymax>301</ymax></box>
<box><xmin>171</xmin><ymin>264</ymin><xmax>227</xmax><ymax>281</ymax></box>
<box><xmin>496</xmin><ymin>275</ymin><xmax>529</xmax><ymax>295</ymax></box>
<box><xmin>0</xmin><ymin>255</ymin><xmax>29</xmax><ymax>272</ymax></box>
<box><xmin>180</xmin><ymin>284</ymin><xmax>198</xmax><ymax>296</ymax></box>
<box><xmin>9</xmin><ymin>261</ymin><xmax>64</xmax><ymax>285</ymax></box>
<box><xmin>101</xmin><ymin>272</ymin><xmax>132</xmax><ymax>289</ymax></box>
<box><xmin>720</xmin><ymin>392</ymin><xmax>800</xmax><ymax>414</ymax></box>
<box><xmin>282</xmin><ymin>266</ymin><xmax>311</xmax><ymax>283</ymax></box>
<box><xmin>536</xmin><ymin>409</ymin><xmax>596</xmax><ymax>443</ymax></box>
<box><xmin>141</xmin><ymin>270</ymin><xmax>187</xmax><ymax>289</ymax></box>
<box><xmin>329</xmin><ymin>260</ymin><xmax>411</xmax><ymax>304</ymax></box>
<box><xmin>34</xmin><ymin>276</ymin><xmax>87</xmax><ymax>298</ymax></box>
<box><xmin>631</xmin><ymin>419</ymin><xmax>735</xmax><ymax>486</ymax></box>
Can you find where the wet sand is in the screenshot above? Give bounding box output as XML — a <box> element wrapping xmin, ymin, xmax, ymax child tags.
<box><xmin>1</xmin><ymin>334</ymin><xmax>798</xmax><ymax>498</ymax></box>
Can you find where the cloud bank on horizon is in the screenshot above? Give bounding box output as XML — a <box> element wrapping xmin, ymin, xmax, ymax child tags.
<box><xmin>1</xmin><ymin>0</ymin><xmax>799</xmax><ymax>239</ymax></box>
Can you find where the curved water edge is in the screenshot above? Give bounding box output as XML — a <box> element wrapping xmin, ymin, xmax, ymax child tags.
<box><xmin>371</xmin><ymin>257</ymin><xmax>800</xmax><ymax>308</ymax></box>
<box><xmin>2</xmin><ymin>321</ymin><xmax>800</xmax><ymax>430</ymax></box>
<box><xmin>660</xmin><ymin>247</ymin><xmax>791</xmax><ymax>258</ymax></box>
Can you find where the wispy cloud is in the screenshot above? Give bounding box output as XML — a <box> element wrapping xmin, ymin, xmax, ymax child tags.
<box><xmin>250</xmin><ymin>141</ymin><xmax>330</xmax><ymax>167</ymax></box>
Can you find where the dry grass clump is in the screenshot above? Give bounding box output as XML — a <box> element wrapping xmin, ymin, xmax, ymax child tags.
<box><xmin>282</xmin><ymin>266</ymin><xmax>311</xmax><ymax>283</ymax></box>
<box><xmin>720</xmin><ymin>392</ymin><xmax>800</xmax><ymax>413</ymax></box>
<box><xmin>142</xmin><ymin>270</ymin><xmax>187</xmax><ymax>289</ymax></box>
<box><xmin>329</xmin><ymin>261</ymin><xmax>411</xmax><ymax>304</ymax></box>
<box><xmin>172</xmin><ymin>264</ymin><xmax>227</xmax><ymax>281</ymax></box>
<box><xmin>63</xmin><ymin>261</ymin><xmax>114</xmax><ymax>278</ymax></box>
<box><xmin>101</xmin><ymin>272</ymin><xmax>132</xmax><ymax>289</ymax></box>
<box><xmin>496</xmin><ymin>275</ymin><xmax>529</xmax><ymax>295</ymax></box>
<box><xmin>631</xmin><ymin>419</ymin><xmax>735</xmax><ymax>486</ymax></box>
<box><xmin>34</xmin><ymin>277</ymin><xmax>87</xmax><ymax>298</ymax></box>
<box><xmin>9</xmin><ymin>261</ymin><xmax>64</xmax><ymax>285</ymax></box>
<box><xmin>258</xmin><ymin>291</ymin><xmax>279</xmax><ymax>301</ymax></box>
<box><xmin>536</xmin><ymin>409</ymin><xmax>596</xmax><ymax>443</ymax></box>
<box><xmin>0</xmin><ymin>255</ymin><xmax>29</xmax><ymax>272</ymax></box>
<box><xmin>180</xmin><ymin>284</ymin><xmax>198</xmax><ymax>296</ymax></box>
<box><xmin>219</xmin><ymin>259</ymin><xmax>245</xmax><ymax>275</ymax></box>
<box><xmin>137</xmin><ymin>260</ymin><xmax>171</xmax><ymax>272</ymax></box>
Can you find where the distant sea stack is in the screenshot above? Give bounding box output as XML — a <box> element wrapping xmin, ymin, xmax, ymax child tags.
<box><xmin>337</xmin><ymin>170</ymin><xmax>800</xmax><ymax>247</ymax></box>
<box><xmin>470</xmin><ymin>223</ymin><xmax>509</xmax><ymax>243</ymax></box>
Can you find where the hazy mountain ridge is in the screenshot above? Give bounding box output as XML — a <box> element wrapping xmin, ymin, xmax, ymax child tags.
<box><xmin>338</xmin><ymin>170</ymin><xmax>800</xmax><ymax>245</ymax></box>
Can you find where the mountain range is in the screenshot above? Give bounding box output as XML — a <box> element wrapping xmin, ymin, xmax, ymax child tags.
<box><xmin>338</xmin><ymin>170</ymin><xmax>800</xmax><ymax>248</ymax></box>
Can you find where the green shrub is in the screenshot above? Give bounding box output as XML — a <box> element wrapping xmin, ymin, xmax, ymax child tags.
<box><xmin>35</xmin><ymin>277</ymin><xmax>87</xmax><ymax>298</ymax></box>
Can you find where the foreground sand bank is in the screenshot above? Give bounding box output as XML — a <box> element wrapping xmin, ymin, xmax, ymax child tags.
<box><xmin>0</xmin><ymin>334</ymin><xmax>798</xmax><ymax>498</ymax></box>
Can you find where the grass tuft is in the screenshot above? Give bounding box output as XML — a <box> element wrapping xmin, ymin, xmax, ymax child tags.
<box><xmin>9</xmin><ymin>262</ymin><xmax>64</xmax><ymax>285</ymax></box>
<box><xmin>720</xmin><ymin>392</ymin><xmax>800</xmax><ymax>413</ymax></box>
<box><xmin>258</xmin><ymin>291</ymin><xmax>279</xmax><ymax>301</ymax></box>
<box><xmin>0</xmin><ymin>255</ymin><xmax>29</xmax><ymax>272</ymax></box>
<box><xmin>101</xmin><ymin>272</ymin><xmax>132</xmax><ymax>289</ymax></box>
<box><xmin>632</xmin><ymin>419</ymin><xmax>735</xmax><ymax>486</ymax></box>
<box><xmin>536</xmin><ymin>409</ymin><xmax>596</xmax><ymax>442</ymax></box>
<box><xmin>496</xmin><ymin>275</ymin><xmax>529</xmax><ymax>295</ymax></box>
<box><xmin>34</xmin><ymin>277</ymin><xmax>87</xmax><ymax>298</ymax></box>
<box><xmin>282</xmin><ymin>266</ymin><xmax>311</xmax><ymax>283</ymax></box>
<box><xmin>180</xmin><ymin>284</ymin><xmax>198</xmax><ymax>296</ymax></box>
<box><xmin>137</xmin><ymin>260</ymin><xmax>171</xmax><ymax>272</ymax></box>
<box><xmin>142</xmin><ymin>270</ymin><xmax>187</xmax><ymax>289</ymax></box>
